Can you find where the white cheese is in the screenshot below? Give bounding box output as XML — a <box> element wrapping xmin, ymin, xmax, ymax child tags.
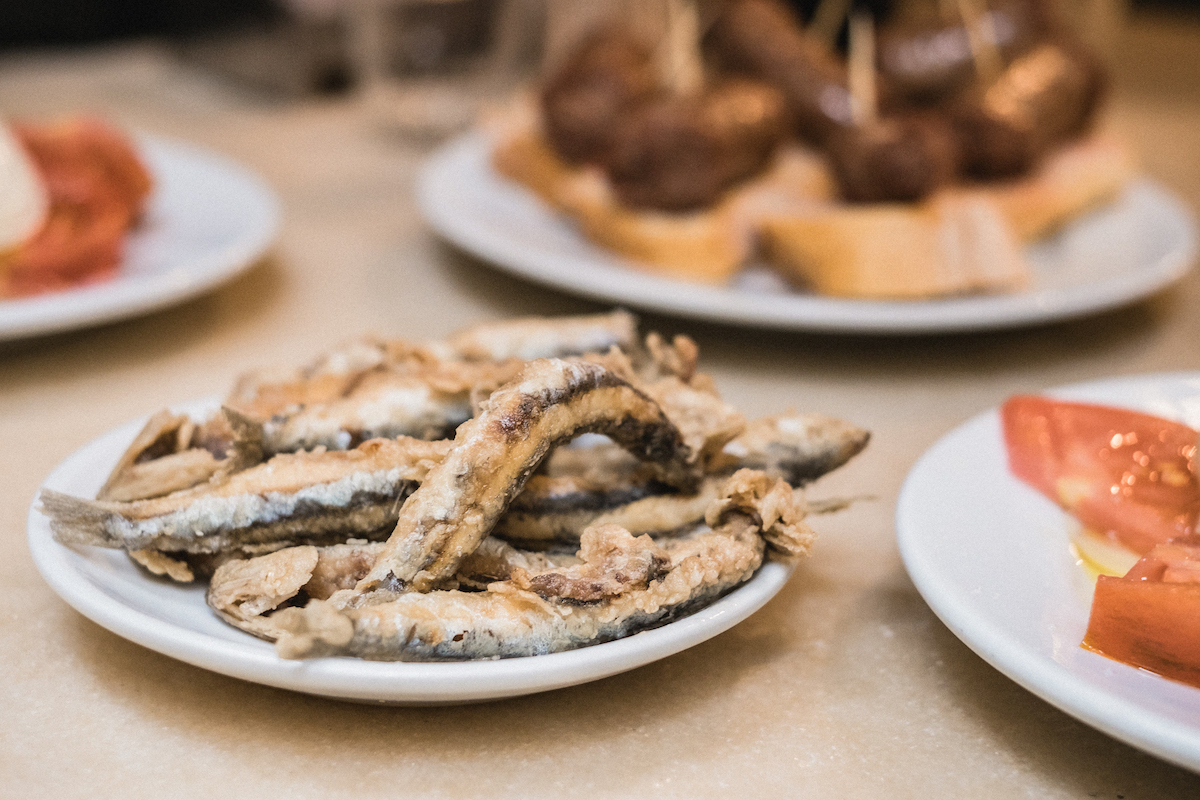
<box><xmin>0</xmin><ymin>122</ymin><xmax>47</xmax><ymax>253</ymax></box>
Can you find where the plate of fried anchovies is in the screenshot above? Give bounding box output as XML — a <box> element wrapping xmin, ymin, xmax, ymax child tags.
<box><xmin>29</xmin><ymin>311</ymin><xmax>866</xmax><ymax>703</ymax></box>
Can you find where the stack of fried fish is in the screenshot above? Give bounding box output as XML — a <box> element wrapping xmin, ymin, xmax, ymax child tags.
<box><xmin>41</xmin><ymin>311</ymin><xmax>868</xmax><ymax>661</ymax></box>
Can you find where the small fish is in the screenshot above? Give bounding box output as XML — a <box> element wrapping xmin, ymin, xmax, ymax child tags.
<box><xmin>229</xmin><ymin>310</ymin><xmax>639</xmax><ymax>431</ymax></box>
<box><xmin>41</xmin><ymin>436</ymin><xmax>454</xmax><ymax>563</ymax></box>
<box><xmin>357</xmin><ymin>358</ymin><xmax>700</xmax><ymax>595</ymax></box>
<box><xmin>206</xmin><ymin>538</ymin><xmax>581</xmax><ymax>640</ymax></box>
<box><xmin>715</xmin><ymin>412</ymin><xmax>871</xmax><ymax>486</ymax></box>
<box><xmin>97</xmin><ymin>407</ymin><xmax>263</xmax><ymax>502</ymax></box>
<box><xmin>493</xmin><ymin>412</ymin><xmax>869</xmax><ymax>544</ymax></box>
<box><xmin>494</xmin><ymin>475</ymin><xmax>723</xmax><ymax>544</ymax></box>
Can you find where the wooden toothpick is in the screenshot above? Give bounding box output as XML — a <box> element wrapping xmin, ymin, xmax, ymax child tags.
<box><xmin>848</xmin><ymin>11</ymin><xmax>877</xmax><ymax>127</ymax></box>
<box><xmin>808</xmin><ymin>0</ymin><xmax>855</xmax><ymax>49</ymax></box>
<box><xmin>956</xmin><ymin>0</ymin><xmax>1002</xmax><ymax>85</ymax></box>
<box><xmin>661</xmin><ymin>0</ymin><xmax>704</xmax><ymax>95</ymax></box>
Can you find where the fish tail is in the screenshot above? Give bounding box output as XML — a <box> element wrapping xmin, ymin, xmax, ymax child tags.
<box><xmin>38</xmin><ymin>488</ymin><xmax>121</xmax><ymax>547</ymax></box>
<box><xmin>217</xmin><ymin>405</ymin><xmax>265</xmax><ymax>474</ymax></box>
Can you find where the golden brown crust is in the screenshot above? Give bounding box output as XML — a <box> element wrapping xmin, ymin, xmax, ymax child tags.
<box><xmin>761</xmin><ymin>191</ymin><xmax>1029</xmax><ymax>299</ymax></box>
<box><xmin>357</xmin><ymin>358</ymin><xmax>699</xmax><ymax>595</ymax></box>
<box><xmin>761</xmin><ymin>134</ymin><xmax>1133</xmax><ymax>299</ymax></box>
<box><xmin>493</xmin><ymin>129</ymin><xmax>749</xmax><ymax>281</ymax></box>
<box><xmin>987</xmin><ymin>135</ymin><xmax>1135</xmax><ymax>241</ymax></box>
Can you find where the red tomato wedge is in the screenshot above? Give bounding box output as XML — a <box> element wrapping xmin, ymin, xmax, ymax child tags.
<box><xmin>1084</xmin><ymin>536</ymin><xmax>1200</xmax><ymax>688</ymax></box>
<box><xmin>1001</xmin><ymin>395</ymin><xmax>1200</xmax><ymax>555</ymax></box>
<box><xmin>0</xmin><ymin>118</ymin><xmax>152</xmax><ymax>298</ymax></box>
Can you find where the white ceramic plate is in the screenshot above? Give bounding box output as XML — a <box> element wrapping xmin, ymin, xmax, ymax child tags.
<box><xmin>417</xmin><ymin>131</ymin><xmax>1197</xmax><ymax>335</ymax></box>
<box><xmin>26</xmin><ymin>400</ymin><xmax>793</xmax><ymax>704</ymax></box>
<box><xmin>0</xmin><ymin>134</ymin><xmax>280</xmax><ymax>340</ymax></box>
<box><xmin>897</xmin><ymin>372</ymin><xmax>1200</xmax><ymax>771</ymax></box>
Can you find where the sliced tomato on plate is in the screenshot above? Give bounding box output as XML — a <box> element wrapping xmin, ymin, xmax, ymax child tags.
<box><xmin>1</xmin><ymin>118</ymin><xmax>152</xmax><ymax>298</ymax></box>
<box><xmin>1001</xmin><ymin>395</ymin><xmax>1200</xmax><ymax>555</ymax></box>
<box><xmin>1084</xmin><ymin>535</ymin><xmax>1200</xmax><ymax>688</ymax></box>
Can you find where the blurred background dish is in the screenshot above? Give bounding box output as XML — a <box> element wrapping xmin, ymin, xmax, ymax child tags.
<box><xmin>0</xmin><ymin>134</ymin><xmax>279</xmax><ymax>340</ymax></box>
<box><xmin>417</xmin><ymin>129</ymin><xmax>1196</xmax><ymax>334</ymax></box>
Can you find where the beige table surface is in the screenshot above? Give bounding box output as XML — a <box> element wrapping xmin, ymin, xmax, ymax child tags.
<box><xmin>4</xmin><ymin>11</ymin><xmax>1200</xmax><ymax>798</ymax></box>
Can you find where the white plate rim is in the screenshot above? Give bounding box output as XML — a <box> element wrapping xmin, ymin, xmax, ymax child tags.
<box><xmin>416</xmin><ymin>130</ymin><xmax>1197</xmax><ymax>335</ymax></box>
<box><xmin>26</xmin><ymin>399</ymin><xmax>795</xmax><ymax>704</ymax></box>
<box><xmin>896</xmin><ymin>371</ymin><xmax>1200</xmax><ymax>771</ymax></box>
<box><xmin>0</xmin><ymin>133</ymin><xmax>280</xmax><ymax>340</ymax></box>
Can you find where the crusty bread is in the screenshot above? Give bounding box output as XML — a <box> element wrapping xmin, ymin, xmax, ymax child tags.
<box><xmin>760</xmin><ymin>134</ymin><xmax>1134</xmax><ymax>299</ymax></box>
<box><xmin>987</xmin><ymin>135</ymin><xmax>1135</xmax><ymax>241</ymax></box>
<box><xmin>761</xmin><ymin>192</ymin><xmax>1028</xmax><ymax>299</ymax></box>
<box><xmin>491</xmin><ymin>122</ymin><xmax>833</xmax><ymax>284</ymax></box>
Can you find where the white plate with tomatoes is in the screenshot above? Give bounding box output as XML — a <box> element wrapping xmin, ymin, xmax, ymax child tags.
<box><xmin>0</xmin><ymin>134</ymin><xmax>280</xmax><ymax>341</ymax></box>
<box><xmin>897</xmin><ymin>372</ymin><xmax>1200</xmax><ymax>772</ymax></box>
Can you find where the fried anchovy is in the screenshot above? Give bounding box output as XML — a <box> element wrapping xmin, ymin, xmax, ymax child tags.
<box><xmin>222</xmin><ymin>317</ymin><xmax>691</xmax><ymax>464</ymax></box>
<box><xmin>228</xmin><ymin>311</ymin><xmax>638</xmax><ymax>426</ymax></box>
<box><xmin>257</xmin><ymin>372</ymin><xmax>475</xmax><ymax>454</ymax></box>
<box><xmin>49</xmin><ymin>405</ymin><xmax>862</xmax><ymax>582</ymax></box>
<box><xmin>715</xmin><ymin>412</ymin><xmax>871</xmax><ymax>485</ymax></box>
<box><xmin>40</xmin><ymin>436</ymin><xmax>455</xmax><ymax>559</ymax></box>
<box><xmin>97</xmin><ymin>407</ymin><xmax>264</xmax><ymax>502</ymax></box>
<box><xmin>207</xmin><ymin>538</ymin><xmax>581</xmax><ymax>640</ymax></box>
<box><xmin>493</xmin><ymin>412</ymin><xmax>868</xmax><ymax>543</ymax></box>
<box><xmin>236</xmin><ymin>317</ymin><xmax>642</xmax><ymax>456</ymax></box>
<box><xmin>258</xmin><ymin>470</ymin><xmax>813</xmax><ymax>660</ymax></box>
<box><xmin>436</xmin><ymin>309</ymin><xmax>638</xmax><ymax>362</ymax></box>
<box><xmin>357</xmin><ymin>358</ymin><xmax>700</xmax><ymax>595</ymax></box>
<box><xmin>494</xmin><ymin>475</ymin><xmax>724</xmax><ymax>545</ymax></box>
<box><xmin>583</xmin><ymin>345</ymin><xmax>747</xmax><ymax>468</ymax></box>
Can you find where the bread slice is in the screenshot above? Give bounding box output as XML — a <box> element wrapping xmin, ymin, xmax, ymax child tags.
<box><xmin>760</xmin><ymin>134</ymin><xmax>1133</xmax><ymax>299</ymax></box>
<box><xmin>491</xmin><ymin>123</ymin><xmax>833</xmax><ymax>284</ymax></box>
<box><xmin>988</xmin><ymin>135</ymin><xmax>1135</xmax><ymax>241</ymax></box>
<box><xmin>761</xmin><ymin>191</ymin><xmax>1028</xmax><ymax>299</ymax></box>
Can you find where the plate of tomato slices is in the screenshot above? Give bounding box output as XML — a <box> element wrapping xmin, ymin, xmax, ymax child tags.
<box><xmin>0</xmin><ymin>130</ymin><xmax>279</xmax><ymax>341</ymax></box>
<box><xmin>897</xmin><ymin>372</ymin><xmax>1200</xmax><ymax>772</ymax></box>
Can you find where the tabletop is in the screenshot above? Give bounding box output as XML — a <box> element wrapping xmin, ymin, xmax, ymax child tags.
<box><xmin>4</xmin><ymin>9</ymin><xmax>1200</xmax><ymax>798</ymax></box>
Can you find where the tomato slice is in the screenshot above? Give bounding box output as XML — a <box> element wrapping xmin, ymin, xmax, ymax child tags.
<box><xmin>1001</xmin><ymin>395</ymin><xmax>1200</xmax><ymax>555</ymax></box>
<box><xmin>1</xmin><ymin>118</ymin><xmax>151</xmax><ymax>298</ymax></box>
<box><xmin>1084</xmin><ymin>535</ymin><xmax>1200</xmax><ymax>687</ymax></box>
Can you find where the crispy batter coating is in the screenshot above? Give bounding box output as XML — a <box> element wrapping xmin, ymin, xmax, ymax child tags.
<box><xmin>251</xmin><ymin>470</ymin><xmax>814</xmax><ymax>660</ymax></box>
<box><xmin>42</xmin><ymin>312</ymin><xmax>867</xmax><ymax>663</ymax></box>
<box><xmin>357</xmin><ymin>358</ymin><xmax>699</xmax><ymax>594</ymax></box>
<box><xmin>42</xmin><ymin>436</ymin><xmax>453</xmax><ymax>557</ymax></box>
